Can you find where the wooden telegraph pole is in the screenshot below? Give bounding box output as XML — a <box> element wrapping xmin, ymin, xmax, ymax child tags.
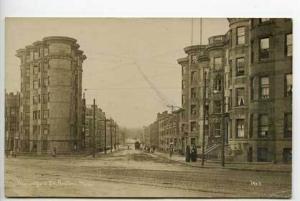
<box><xmin>110</xmin><ymin>118</ymin><xmax>113</xmax><ymax>153</ymax></box>
<box><xmin>201</xmin><ymin>71</ymin><xmax>207</xmax><ymax>166</ymax></box>
<box><xmin>93</xmin><ymin>99</ymin><xmax>96</xmax><ymax>158</ymax></box>
<box><xmin>221</xmin><ymin>70</ymin><xmax>225</xmax><ymax>167</ymax></box>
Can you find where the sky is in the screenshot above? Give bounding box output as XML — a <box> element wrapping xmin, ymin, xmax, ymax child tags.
<box><xmin>5</xmin><ymin>18</ymin><xmax>229</xmax><ymax>128</ymax></box>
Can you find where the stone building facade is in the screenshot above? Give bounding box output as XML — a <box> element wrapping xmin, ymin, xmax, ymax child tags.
<box><xmin>177</xmin><ymin>18</ymin><xmax>292</xmax><ymax>163</ymax></box>
<box><xmin>247</xmin><ymin>18</ymin><xmax>292</xmax><ymax>163</ymax></box>
<box><xmin>16</xmin><ymin>36</ymin><xmax>86</xmax><ymax>154</ymax></box>
<box><xmin>177</xmin><ymin>45</ymin><xmax>208</xmax><ymax>152</ymax></box>
<box><xmin>5</xmin><ymin>92</ymin><xmax>20</xmax><ymax>152</ymax></box>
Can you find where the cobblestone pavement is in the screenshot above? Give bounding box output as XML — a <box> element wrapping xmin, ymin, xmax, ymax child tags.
<box><xmin>5</xmin><ymin>149</ymin><xmax>291</xmax><ymax>198</ymax></box>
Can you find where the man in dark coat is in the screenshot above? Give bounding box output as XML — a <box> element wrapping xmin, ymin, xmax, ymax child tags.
<box><xmin>185</xmin><ymin>145</ymin><xmax>191</xmax><ymax>162</ymax></box>
<box><xmin>191</xmin><ymin>145</ymin><xmax>197</xmax><ymax>162</ymax></box>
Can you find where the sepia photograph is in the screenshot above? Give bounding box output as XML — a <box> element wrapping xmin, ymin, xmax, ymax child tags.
<box><xmin>4</xmin><ymin>17</ymin><xmax>292</xmax><ymax>198</ymax></box>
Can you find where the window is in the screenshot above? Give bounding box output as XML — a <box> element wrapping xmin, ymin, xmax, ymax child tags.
<box><xmin>33</xmin><ymin>80</ymin><xmax>39</xmax><ymax>89</ymax></box>
<box><xmin>191</xmin><ymin>55</ymin><xmax>198</xmax><ymax>64</ymax></box>
<box><xmin>237</xmin><ymin>27</ymin><xmax>245</xmax><ymax>45</ymax></box>
<box><xmin>257</xmin><ymin>147</ymin><xmax>269</xmax><ymax>162</ymax></box>
<box><xmin>182</xmin><ymin>66</ymin><xmax>186</xmax><ymax>75</ymax></box>
<box><xmin>214</xmin><ymin>76</ymin><xmax>222</xmax><ymax>92</ymax></box>
<box><xmin>191</xmin><ymin>105</ymin><xmax>197</xmax><ymax>116</ymax></box>
<box><xmin>26</xmin><ymin>51</ymin><xmax>31</xmax><ymax>60</ymax></box>
<box><xmin>258</xmin><ymin>114</ymin><xmax>269</xmax><ymax>137</ymax></box>
<box><xmin>284</xmin><ymin>113</ymin><xmax>292</xmax><ymax>138</ymax></box>
<box><xmin>39</xmin><ymin>48</ymin><xmax>43</xmax><ymax>57</ymax></box>
<box><xmin>236</xmin><ymin>57</ymin><xmax>245</xmax><ymax>76</ymax></box>
<box><xmin>33</xmin><ymin>95</ymin><xmax>39</xmax><ymax>104</ymax></box>
<box><xmin>182</xmin><ymin>95</ymin><xmax>186</xmax><ymax>105</ymax></box>
<box><xmin>191</xmin><ymin>71</ymin><xmax>197</xmax><ymax>82</ymax></box>
<box><xmin>236</xmin><ymin>119</ymin><xmax>245</xmax><ymax>137</ymax></box>
<box><xmin>285</xmin><ymin>74</ymin><xmax>292</xmax><ymax>96</ymax></box>
<box><xmin>190</xmin><ymin>121</ymin><xmax>197</xmax><ymax>132</ymax></box>
<box><xmin>33</xmin><ymin>111</ymin><xmax>38</xmax><ymax>120</ymax></box>
<box><xmin>286</xmin><ymin>34</ymin><xmax>292</xmax><ymax>56</ymax></box>
<box><xmin>34</xmin><ymin>51</ymin><xmax>39</xmax><ymax>59</ymax></box>
<box><xmin>191</xmin><ymin>88</ymin><xmax>197</xmax><ymax>99</ymax></box>
<box><xmin>26</xmin><ymin>68</ymin><xmax>30</xmax><ymax>76</ymax></box>
<box><xmin>42</xmin><ymin>94</ymin><xmax>48</xmax><ymax>104</ymax></box>
<box><xmin>214</xmin><ymin>101</ymin><xmax>222</xmax><ymax>113</ymax></box>
<box><xmin>33</xmin><ymin>65</ymin><xmax>39</xmax><ymax>74</ymax></box>
<box><xmin>214</xmin><ymin>123</ymin><xmax>221</xmax><ymax>137</ymax></box>
<box><xmin>214</xmin><ymin>57</ymin><xmax>222</xmax><ymax>70</ymax></box>
<box><xmin>236</xmin><ymin>88</ymin><xmax>245</xmax><ymax>106</ymax></box>
<box><xmin>43</xmin><ymin>110</ymin><xmax>49</xmax><ymax>119</ymax></box>
<box><xmin>44</xmin><ymin>48</ymin><xmax>49</xmax><ymax>56</ymax></box>
<box><xmin>260</xmin><ymin>77</ymin><xmax>269</xmax><ymax>99</ymax></box>
<box><xmin>249</xmin><ymin>114</ymin><xmax>253</xmax><ymax>138</ymax></box>
<box><xmin>260</xmin><ymin>18</ymin><xmax>270</xmax><ymax>22</ymax></box>
<box><xmin>43</xmin><ymin>77</ymin><xmax>49</xmax><ymax>87</ymax></box>
<box><xmin>260</xmin><ymin>38</ymin><xmax>270</xmax><ymax>59</ymax></box>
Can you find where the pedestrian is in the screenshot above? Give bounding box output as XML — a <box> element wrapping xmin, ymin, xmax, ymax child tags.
<box><xmin>52</xmin><ymin>147</ymin><xmax>56</xmax><ymax>157</ymax></box>
<box><xmin>185</xmin><ymin>145</ymin><xmax>191</xmax><ymax>162</ymax></box>
<box><xmin>191</xmin><ymin>145</ymin><xmax>197</xmax><ymax>162</ymax></box>
<box><xmin>169</xmin><ymin>144</ymin><xmax>174</xmax><ymax>158</ymax></box>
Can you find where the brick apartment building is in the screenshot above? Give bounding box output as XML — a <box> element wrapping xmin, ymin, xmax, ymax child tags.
<box><xmin>177</xmin><ymin>18</ymin><xmax>292</xmax><ymax>163</ymax></box>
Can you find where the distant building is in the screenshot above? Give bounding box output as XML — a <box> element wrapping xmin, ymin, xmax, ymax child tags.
<box><xmin>143</xmin><ymin>126</ymin><xmax>150</xmax><ymax>146</ymax></box>
<box><xmin>5</xmin><ymin>92</ymin><xmax>20</xmax><ymax>152</ymax></box>
<box><xmin>85</xmin><ymin>105</ymin><xmax>106</xmax><ymax>152</ymax></box>
<box><xmin>16</xmin><ymin>36</ymin><xmax>86</xmax><ymax>154</ymax></box>
<box><xmin>157</xmin><ymin>110</ymin><xmax>182</xmax><ymax>152</ymax></box>
<box><xmin>149</xmin><ymin>121</ymin><xmax>159</xmax><ymax>148</ymax></box>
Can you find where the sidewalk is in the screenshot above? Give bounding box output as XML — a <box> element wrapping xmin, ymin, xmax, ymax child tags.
<box><xmin>5</xmin><ymin>147</ymin><xmax>123</xmax><ymax>159</ymax></box>
<box><xmin>152</xmin><ymin>151</ymin><xmax>292</xmax><ymax>173</ymax></box>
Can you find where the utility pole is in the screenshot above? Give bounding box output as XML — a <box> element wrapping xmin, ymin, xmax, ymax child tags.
<box><xmin>114</xmin><ymin>122</ymin><xmax>117</xmax><ymax>150</ymax></box>
<box><xmin>221</xmin><ymin>71</ymin><xmax>225</xmax><ymax>167</ymax></box>
<box><xmin>201</xmin><ymin>71</ymin><xmax>207</xmax><ymax>166</ymax></box>
<box><xmin>93</xmin><ymin>98</ymin><xmax>96</xmax><ymax>158</ymax></box>
<box><xmin>104</xmin><ymin>118</ymin><xmax>107</xmax><ymax>154</ymax></box>
<box><xmin>110</xmin><ymin>118</ymin><xmax>113</xmax><ymax>153</ymax></box>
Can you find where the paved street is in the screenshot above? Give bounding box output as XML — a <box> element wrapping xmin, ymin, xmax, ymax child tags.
<box><xmin>5</xmin><ymin>148</ymin><xmax>291</xmax><ymax>198</ymax></box>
